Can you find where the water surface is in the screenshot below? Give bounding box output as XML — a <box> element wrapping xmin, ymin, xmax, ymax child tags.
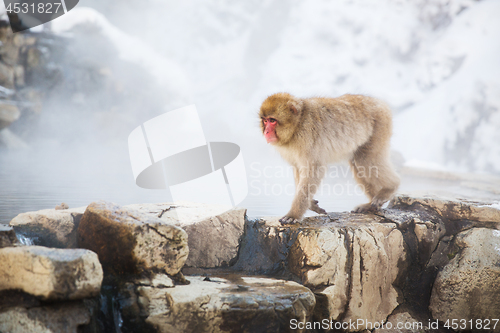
<box><xmin>1</xmin><ymin>147</ymin><xmax>498</xmax><ymax>225</ymax></box>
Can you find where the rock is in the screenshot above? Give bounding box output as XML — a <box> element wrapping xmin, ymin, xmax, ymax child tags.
<box><xmin>372</xmin><ymin>304</ymin><xmax>449</xmax><ymax>333</ymax></box>
<box><xmin>0</xmin><ymin>103</ymin><xmax>20</xmax><ymax>130</ymax></box>
<box><xmin>0</xmin><ymin>224</ymin><xmax>19</xmax><ymax>248</ymax></box>
<box><xmin>126</xmin><ymin>202</ymin><xmax>246</xmax><ymax>268</ymax></box>
<box><xmin>25</xmin><ymin>47</ymin><xmax>43</xmax><ymax>71</ymax></box>
<box><xmin>77</xmin><ymin>201</ymin><xmax>188</xmax><ymax>276</ymax></box>
<box><xmin>0</xmin><ymin>246</ymin><xmax>103</xmax><ymax>300</ymax></box>
<box><xmin>118</xmin><ymin>275</ymin><xmax>316</xmax><ymax>333</ymax></box>
<box><xmin>413</xmin><ymin>220</ymin><xmax>445</xmax><ymax>262</ymax></box>
<box><xmin>55</xmin><ymin>202</ymin><xmax>69</xmax><ymax>210</ymax></box>
<box><xmin>126</xmin><ymin>202</ymin><xmax>234</xmax><ymax>224</ymax></box>
<box><xmin>0</xmin><ymin>302</ymin><xmax>91</xmax><ymax>333</ymax></box>
<box><xmin>5</xmin><ymin>194</ymin><xmax>499</xmax><ymax>331</ymax></box>
<box><xmin>231</xmin><ymin>218</ymin><xmax>296</xmax><ymax>275</ymax></box>
<box><xmin>14</xmin><ymin>64</ymin><xmax>24</xmax><ymax>87</ymax></box>
<box><xmin>182</xmin><ymin>209</ymin><xmax>246</xmax><ymax>267</ymax></box>
<box><xmin>380</xmin><ymin>208</ymin><xmax>446</xmax><ymax>266</ymax></box>
<box><xmin>296</xmin><ymin>214</ymin><xmax>407</xmax><ymax>330</ymax></box>
<box><xmin>0</xmin><ymin>61</ymin><xmax>15</xmax><ymax>88</ymax></box>
<box><xmin>9</xmin><ymin>206</ymin><xmax>86</xmax><ymax>248</ymax></box>
<box><xmin>235</xmin><ymin>213</ymin><xmax>407</xmax><ymax>331</ymax></box>
<box><xmin>0</xmin><ymin>26</ymin><xmax>20</xmax><ymax>66</ymax></box>
<box><xmin>390</xmin><ymin>194</ymin><xmax>500</xmax><ymax>226</ymax></box>
<box><xmin>386</xmin><ymin>197</ymin><xmax>499</xmax><ymax>314</ymax></box>
<box><xmin>426</xmin><ymin>235</ymin><xmax>454</xmax><ymax>268</ymax></box>
<box><xmin>182</xmin><ymin>207</ymin><xmax>245</xmax><ymax>268</ymax></box>
<box><xmin>430</xmin><ymin>228</ymin><xmax>500</xmax><ymax>330</ymax></box>
<box><xmin>374</xmin><ymin>310</ymin><xmax>423</xmax><ymax>332</ymax></box>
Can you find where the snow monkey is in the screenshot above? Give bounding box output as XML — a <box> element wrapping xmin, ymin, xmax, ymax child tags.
<box><xmin>259</xmin><ymin>93</ymin><xmax>400</xmax><ymax>225</ymax></box>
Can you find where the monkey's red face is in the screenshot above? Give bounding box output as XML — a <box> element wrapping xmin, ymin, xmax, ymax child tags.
<box><xmin>262</xmin><ymin>117</ymin><xmax>278</xmax><ymax>144</ymax></box>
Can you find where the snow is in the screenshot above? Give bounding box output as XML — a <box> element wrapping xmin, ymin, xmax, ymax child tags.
<box><xmin>392</xmin><ymin>0</ymin><xmax>500</xmax><ymax>173</ymax></box>
<box><xmin>44</xmin><ymin>0</ymin><xmax>500</xmax><ymax>175</ymax></box>
<box><xmin>404</xmin><ymin>159</ymin><xmax>448</xmax><ymax>171</ymax></box>
<box><xmin>488</xmin><ymin>203</ymin><xmax>500</xmax><ymax>210</ymax></box>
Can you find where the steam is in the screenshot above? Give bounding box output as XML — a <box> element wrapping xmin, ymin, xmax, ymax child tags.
<box><xmin>51</xmin><ymin>7</ymin><xmax>191</xmax><ymax>102</ymax></box>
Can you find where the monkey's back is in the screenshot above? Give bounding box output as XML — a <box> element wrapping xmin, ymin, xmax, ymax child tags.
<box><xmin>298</xmin><ymin>94</ymin><xmax>392</xmax><ymax>164</ymax></box>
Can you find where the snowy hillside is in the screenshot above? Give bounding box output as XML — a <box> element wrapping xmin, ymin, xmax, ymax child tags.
<box><xmin>246</xmin><ymin>0</ymin><xmax>500</xmax><ymax>174</ymax></box>
<box><xmin>5</xmin><ymin>0</ymin><xmax>498</xmax><ymax>175</ymax></box>
<box><xmin>56</xmin><ymin>0</ymin><xmax>499</xmax><ymax>174</ymax></box>
<box><xmin>392</xmin><ymin>1</ymin><xmax>500</xmax><ymax>173</ymax></box>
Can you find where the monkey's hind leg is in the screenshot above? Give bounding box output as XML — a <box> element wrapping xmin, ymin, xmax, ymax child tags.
<box><xmin>350</xmin><ymin>104</ymin><xmax>400</xmax><ymax>213</ymax></box>
<box><xmin>350</xmin><ymin>150</ymin><xmax>400</xmax><ymax>214</ymax></box>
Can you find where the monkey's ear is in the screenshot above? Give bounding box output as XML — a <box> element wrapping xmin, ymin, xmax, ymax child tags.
<box><xmin>288</xmin><ymin>101</ymin><xmax>301</xmax><ymax>115</ymax></box>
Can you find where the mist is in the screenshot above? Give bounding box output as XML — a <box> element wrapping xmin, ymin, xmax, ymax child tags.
<box><xmin>1</xmin><ymin>0</ymin><xmax>499</xmax><ymax>224</ymax></box>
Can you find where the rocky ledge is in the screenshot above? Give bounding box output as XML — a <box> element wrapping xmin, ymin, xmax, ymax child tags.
<box><xmin>1</xmin><ymin>194</ymin><xmax>499</xmax><ymax>332</ymax></box>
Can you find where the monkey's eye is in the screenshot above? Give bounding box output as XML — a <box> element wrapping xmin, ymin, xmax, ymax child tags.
<box><xmin>269</xmin><ymin>118</ymin><xmax>277</xmax><ymax>124</ymax></box>
<box><xmin>261</xmin><ymin>118</ymin><xmax>268</xmax><ymax>124</ymax></box>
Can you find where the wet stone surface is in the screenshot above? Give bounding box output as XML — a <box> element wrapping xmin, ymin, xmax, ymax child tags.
<box><xmin>117</xmin><ymin>274</ymin><xmax>316</xmax><ymax>333</ymax></box>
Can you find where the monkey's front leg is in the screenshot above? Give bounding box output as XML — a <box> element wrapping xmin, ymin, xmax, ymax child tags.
<box><xmin>292</xmin><ymin>167</ymin><xmax>326</xmax><ymax>215</ymax></box>
<box><xmin>280</xmin><ymin>164</ymin><xmax>324</xmax><ymax>225</ymax></box>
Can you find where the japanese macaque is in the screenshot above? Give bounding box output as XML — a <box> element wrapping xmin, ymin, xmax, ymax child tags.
<box><xmin>259</xmin><ymin>92</ymin><xmax>400</xmax><ymax>225</ymax></box>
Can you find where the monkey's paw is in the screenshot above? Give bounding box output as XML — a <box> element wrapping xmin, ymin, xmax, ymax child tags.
<box><xmin>352</xmin><ymin>203</ymin><xmax>379</xmax><ymax>214</ymax></box>
<box><xmin>310</xmin><ymin>199</ymin><xmax>327</xmax><ymax>215</ymax></box>
<box><xmin>279</xmin><ymin>216</ymin><xmax>299</xmax><ymax>225</ymax></box>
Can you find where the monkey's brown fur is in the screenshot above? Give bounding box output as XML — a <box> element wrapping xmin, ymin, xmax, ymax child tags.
<box><xmin>259</xmin><ymin>92</ymin><xmax>400</xmax><ymax>224</ymax></box>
